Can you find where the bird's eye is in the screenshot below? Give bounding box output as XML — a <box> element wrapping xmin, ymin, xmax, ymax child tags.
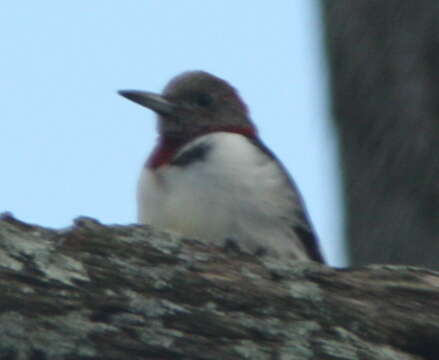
<box><xmin>195</xmin><ymin>94</ymin><xmax>214</xmax><ymax>107</ymax></box>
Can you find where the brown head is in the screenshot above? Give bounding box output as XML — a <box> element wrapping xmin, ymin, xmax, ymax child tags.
<box><xmin>119</xmin><ymin>71</ymin><xmax>256</xmax><ymax>139</ymax></box>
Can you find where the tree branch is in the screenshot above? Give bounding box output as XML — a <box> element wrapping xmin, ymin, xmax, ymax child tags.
<box><xmin>0</xmin><ymin>213</ymin><xmax>438</xmax><ymax>359</ymax></box>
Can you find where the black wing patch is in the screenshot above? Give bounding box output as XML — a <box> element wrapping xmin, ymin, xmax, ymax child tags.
<box><xmin>171</xmin><ymin>142</ymin><xmax>212</xmax><ymax>167</ymax></box>
<box><xmin>293</xmin><ymin>224</ymin><xmax>325</xmax><ymax>263</ymax></box>
<box><xmin>249</xmin><ymin>137</ymin><xmax>325</xmax><ymax>264</ymax></box>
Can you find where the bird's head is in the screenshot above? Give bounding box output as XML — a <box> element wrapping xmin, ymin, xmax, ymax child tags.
<box><xmin>119</xmin><ymin>71</ymin><xmax>256</xmax><ymax>140</ymax></box>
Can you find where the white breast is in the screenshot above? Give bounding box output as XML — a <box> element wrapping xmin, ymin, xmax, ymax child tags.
<box><xmin>137</xmin><ymin>132</ymin><xmax>313</xmax><ymax>261</ymax></box>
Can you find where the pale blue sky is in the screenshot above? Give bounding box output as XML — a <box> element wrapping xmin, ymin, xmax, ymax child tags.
<box><xmin>0</xmin><ymin>1</ymin><xmax>345</xmax><ymax>265</ymax></box>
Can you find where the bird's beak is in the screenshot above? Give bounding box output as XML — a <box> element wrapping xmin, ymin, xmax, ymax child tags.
<box><xmin>118</xmin><ymin>90</ymin><xmax>177</xmax><ymax>116</ymax></box>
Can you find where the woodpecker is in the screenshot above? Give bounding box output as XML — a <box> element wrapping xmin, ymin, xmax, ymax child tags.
<box><xmin>119</xmin><ymin>71</ymin><xmax>324</xmax><ymax>263</ymax></box>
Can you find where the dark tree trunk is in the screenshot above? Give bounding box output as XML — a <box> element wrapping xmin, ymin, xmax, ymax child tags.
<box><xmin>321</xmin><ymin>1</ymin><xmax>439</xmax><ymax>268</ymax></box>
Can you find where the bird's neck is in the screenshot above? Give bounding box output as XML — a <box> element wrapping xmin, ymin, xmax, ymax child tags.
<box><xmin>147</xmin><ymin>126</ymin><xmax>257</xmax><ymax>169</ymax></box>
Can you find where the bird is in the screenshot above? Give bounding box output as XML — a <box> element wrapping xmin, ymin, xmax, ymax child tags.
<box><xmin>119</xmin><ymin>71</ymin><xmax>324</xmax><ymax>263</ymax></box>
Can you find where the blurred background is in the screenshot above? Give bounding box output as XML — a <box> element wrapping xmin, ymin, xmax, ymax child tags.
<box><xmin>322</xmin><ymin>2</ymin><xmax>439</xmax><ymax>269</ymax></box>
<box><xmin>0</xmin><ymin>1</ymin><xmax>344</xmax><ymax>267</ymax></box>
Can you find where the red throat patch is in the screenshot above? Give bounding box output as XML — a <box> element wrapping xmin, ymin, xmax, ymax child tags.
<box><xmin>147</xmin><ymin>126</ymin><xmax>258</xmax><ymax>169</ymax></box>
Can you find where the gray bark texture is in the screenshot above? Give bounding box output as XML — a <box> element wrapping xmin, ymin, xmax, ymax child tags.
<box><xmin>0</xmin><ymin>213</ymin><xmax>439</xmax><ymax>360</ymax></box>
<box><xmin>321</xmin><ymin>1</ymin><xmax>439</xmax><ymax>268</ymax></box>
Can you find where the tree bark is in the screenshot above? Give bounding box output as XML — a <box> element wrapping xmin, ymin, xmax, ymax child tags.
<box><xmin>321</xmin><ymin>1</ymin><xmax>439</xmax><ymax>268</ymax></box>
<box><xmin>0</xmin><ymin>213</ymin><xmax>438</xmax><ymax>359</ymax></box>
